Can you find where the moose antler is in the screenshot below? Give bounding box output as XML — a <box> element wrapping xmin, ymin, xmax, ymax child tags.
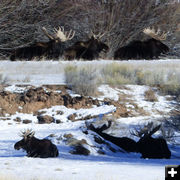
<box><xmin>90</xmin><ymin>30</ymin><xmax>106</xmax><ymax>40</ymax></box>
<box><xmin>143</xmin><ymin>27</ymin><xmax>167</xmax><ymax>41</ymax></box>
<box><xmin>42</xmin><ymin>27</ymin><xmax>54</xmax><ymax>40</ymax></box>
<box><xmin>54</xmin><ymin>26</ymin><xmax>75</xmax><ymax>42</ymax></box>
<box><xmin>42</xmin><ymin>26</ymin><xmax>75</xmax><ymax>42</ymax></box>
<box><xmin>130</xmin><ymin>122</ymin><xmax>161</xmax><ymax>138</ymax></box>
<box><xmin>19</xmin><ymin>129</ymin><xmax>35</xmax><ymax>138</ymax></box>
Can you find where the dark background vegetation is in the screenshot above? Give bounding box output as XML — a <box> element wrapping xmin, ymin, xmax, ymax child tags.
<box><xmin>0</xmin><ymin>0</ymin><xmax>180</xmax><ymax>59</ymax></box>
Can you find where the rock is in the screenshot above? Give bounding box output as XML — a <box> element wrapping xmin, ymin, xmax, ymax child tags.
<box><xmin>68</xmin><ymin>113</ymin><xmax>77</xmax><ymax>121</ymax></box>
<box><xmin>63</xmin><ymin>134</ymin><xmax>90</xmax><ymax>156</ymax></box>
<box><xmin>37</xmin><ymin>115</ymin><xmax>55</xmax><ymax>124</ymax></box>
<box><xmin>56</xmin><ymin>110</ymin><xmax>64</xmax><ymax>115</ymax></box>
<box><xmin>69</xmin><ymin>145</ymin><xmax>90</xmax><ymax>156</ymax></box>
<box><xmin>22</xmin><ymin>119</ymin><xmax>32</xmax><ymax>124</ymax></box>
<box><xmin>63</xmin><ymin>133</ymin><xmax>73</xmax><ymax>139</ymax></box>
<box><xmin>13</xmin><ymin>117</ymin><xmax>21</xmax><ymax>122</ymax></box>
<box><xmin>56</xmin><ymin>119</ymin><xmax>61</xmax><ymax>124</ymax></box>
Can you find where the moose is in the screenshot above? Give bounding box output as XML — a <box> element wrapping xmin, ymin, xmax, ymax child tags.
<box><xmin>132</xmin><ymin>123</ymin><xmax>171</xmax><ymax>159</ymax></box>
<box><xmin>86</xmin><ymin>121</ymin><xmax>138</xmax><ymax>153</ymax></box>
<box><xmin>10</xmin><ymin>26</ymin><xmax>75</xmax><ymax>61</ymax></box>
<box><xmin>64</xmin><ymin>31</ymin><xmax>109</xmax><ymax>60</ymax></box>
<box><xmin>114</xmin><ymin>27</ymin><xmax>169</xmax><ymax>60</ymax></box>
<box><xmin>87</xmin><ymin>121</ymin><xmax>171</xmax><ymax>159</ymax></box>
<box><xmin>14</xmin><ymin>129</ymin><xmax>59</xmax><ymax>158</ymax></box>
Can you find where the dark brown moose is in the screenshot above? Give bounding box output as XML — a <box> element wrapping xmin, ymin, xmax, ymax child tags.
<box><xmin>114</xmin><ymin>27</ymin><xmax>169</xmax><ymax>60</ymax></box>
<box><xmin>10</xmin><ymin>26</ymin><xmax>75</xmax><ymax>61</ymax></box>
<box><xmin>14</xmin><ymin>129</ymin><xmax>59</xmax><ymax>158</ymax></box>
<box><xmin>133</xmin><ymin>124</ymin><xmax>171</xmax><ymax>159</ymax></box>
<box><xmin>86</xmin><ymin>121</ymin><xmax>138</xmax><ymax>153</ymax></box>
<box><xmin>64</xmin><ymin>31</ymin><xmax>109</xmax><ymax>60</ymax></box>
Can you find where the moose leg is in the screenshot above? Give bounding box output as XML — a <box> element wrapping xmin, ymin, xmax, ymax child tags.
<box><xmin>27</xmin><ymin>150</ymin><xmax>39</xmax><ymax>157</ymax></box>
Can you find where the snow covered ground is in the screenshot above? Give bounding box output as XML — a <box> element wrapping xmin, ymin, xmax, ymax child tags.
<box><xmin>0</xmin><ymin>116</ymin><xmax>180</xmax><ymax>180</ymax></box>
<box><xmin>0</xmin><ymin>60</ymin><xmax>180</xmax><ymax>180</ymax></box>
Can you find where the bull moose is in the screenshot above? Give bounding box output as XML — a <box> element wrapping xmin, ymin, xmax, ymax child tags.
<box><xmin>64</xmin><ymin>31</ymin><xmax>109</xmax><ymax>60</ymax></box>
<box><xmin>114</xmin><ymin>27</ymin><xmax>169</xmax><ymax>60</ymax></box>
<box><xmin>134</xmin><ymin>124</ymin><xmax>171</xmax><ymax>159</ymax></box>
<box><xmin>86</xmin><ymin>121</ymin><xmax>138</xmax><ymax>153</ymax></box>
<box><xmin>87</xmin><ymin>121</ymin><xmax>171</xmax><ymax>159</ymax></box>
<box><xmin>10</xmin><ymin>26</ymin><xmax>75</xmax><ymax>61</ymax></box>
<box><xmin>14</xmin><ymin>129</ymin><xmax>59</xmax><ymax>158</ymax></box>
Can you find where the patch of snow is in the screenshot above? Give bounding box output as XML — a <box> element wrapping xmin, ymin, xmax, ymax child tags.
<box><xmin>98</xmin><ymin>84</ymin><xmax>120</xmax><ymax>101</ymax></box>
<box><xmin>119</xmin><ymin>85</ymin><xmax>177</xmax><ymax>117</ymax></box>
<box><xmin>4</xmin><ymin>85</ymin><xmax>28</xmax><ymax>93</ymax></box>
<box><xmin>66</xmin><ymin>89</ymin><xmax>81</xmax><ymax>97</ymax></box>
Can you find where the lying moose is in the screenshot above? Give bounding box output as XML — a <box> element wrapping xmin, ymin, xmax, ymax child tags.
<box><xmin>87</xmin><ymin>121</ymin><xmax>171</xmax><ymax>159</ymax></box>
<box><xmin>64</xmin><ymin>31</ymin><xmax>109</xmax><ymax>60</ymax></box>
<box><xmin>14</xmin><ymin>129</ymin><xmax>59</xmax><ymax>158</ymax></box>
<box><xmin>87</xmin><ymin>121</ymin><xmax>138</xmax><ymax>153</ymax></box>
<box><xmin>10</xmin><ymin>26</ymin><xmax>75</xmax><ymax>61</ymax></box>
<box><xmin>114</xmin><ymin>27</ymin><xmax>169</xmax><ymax>60</ymax></box>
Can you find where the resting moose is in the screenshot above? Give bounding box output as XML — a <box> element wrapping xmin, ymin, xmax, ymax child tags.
<box><xmin>87</xmin><ymin>121</ymin><xmax>138</xmax><ymax>153</ymax></box>
<box><xmin>114</xmin><ymin>27</ymin><xmax>169</xmax><ymax>60</ymax></box>
<box><xmin>87</xmin><ymin>121</ymin><xmax>171</xmax><ymax>159</ymax></box>
<box><xmin>64</xmin><ymin>32</ymin><xmax>109</xmax><ymax>60</ymax></box>
<box><xmin>133</xmin><ymin>124</ymin><xmax>171</xmax><ymax>159</ymax></box>
<box><xmin>10</xmin><ymin>26</ymin><xmax>75</xmax><ymax>61</ymax></box>
<box><xmin>14</xmin><ymin>129</ymin><xmax>59</xmax><ymax>158</ymax></box>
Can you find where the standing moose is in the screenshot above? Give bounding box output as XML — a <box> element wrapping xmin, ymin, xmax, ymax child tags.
<box><xmin>64</xmin><ymin>31</ymin><xmax>109</xmax><ymax>60</ymax></box>
<box><xmin>14</xmin><ymin>129</ymin><xmax>59</xmax><ymax>158</ymax></box>
<box><xmin>114</xmin><ymin>27</ymin><xmax>169</xmax><ymax>60</ymax></box>
<box><xmin>10</xmin><ymin>26</ymin><xmax>75</xmax><ymax>61</ymax></box>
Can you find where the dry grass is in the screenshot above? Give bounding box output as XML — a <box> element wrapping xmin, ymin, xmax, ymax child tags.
<box><xmin>101</xmin><ymin>62</ymin><xmax>180</xmax><ymax>86</ymax></box>
<box><xmin>64</xmin><ymin>61</ymin><xmax>180</xmax><ymax>97</ymax></box>
<box><xmin>64</xmin><ymin>65</ymin><xmax>101</xmax><ymax>96</ymax></box>
<box><xmin>144</xmin><ymin>89</ymin><xmax>158</xmax><ymax>102</ymax></box>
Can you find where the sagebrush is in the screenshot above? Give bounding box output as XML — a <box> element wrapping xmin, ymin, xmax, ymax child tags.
<box><xmin>64</xmin><ymin>65</ymin><xmax>100</xmax><ymax>96</ymax></box>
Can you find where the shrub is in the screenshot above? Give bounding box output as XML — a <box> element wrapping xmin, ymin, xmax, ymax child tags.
<box><xmin>102</xmin><ymin>63</ymin><xmax>137</xmax><ymax>86</ymax></box>
<box><xmin>65</xmin><ymin>62</ymin><xmax>180</xmax><ymax>98</ymax></box>
<box><xmin>64</xmin><ymin>65</ymin><xmax>100</xmax><ymax>96</ymax></box>
<box><xmin>144</xmin><ymin>89</ymin><xmax>158</xmax><ymax>102</ymax></box>
<box><xmin>101</xmin><ymin>62</ymin><xmax>180</xmax><ymax>88</ymax></box>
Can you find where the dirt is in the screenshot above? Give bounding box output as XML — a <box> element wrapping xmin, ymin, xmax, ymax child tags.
<box><xmin>0</xmin><ymin>86</ymin><xmax>101</xmax><ymax>116</ymax></box>
<box><xmin>0</xmin><ymin>85</ymin><xmax>144</xmax><ymax>121</ymax></box>
<box><xmin>0</xmin><ymin>85</ymin><xmax>131</xmax><ymax>119</ymax></box>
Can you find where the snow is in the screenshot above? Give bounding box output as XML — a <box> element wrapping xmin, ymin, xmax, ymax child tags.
<box><xmin>0</xmin><ymin>60</ymin><xmax>180</xmax><ymax>180</ymax></box>
<box><xmin>98</xmin><ymin>85</ymin><xmax>120</xmax><ymax>101</ymax></box>
<box><xmin>0</xmin><ymin>157</ymin><xmax>167</xmax><ymax>180</ymax></box>
<box><xmin>119</xmin><ymin>85</ymin><xmax>177</xmax><ymax>117</ymax></box>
